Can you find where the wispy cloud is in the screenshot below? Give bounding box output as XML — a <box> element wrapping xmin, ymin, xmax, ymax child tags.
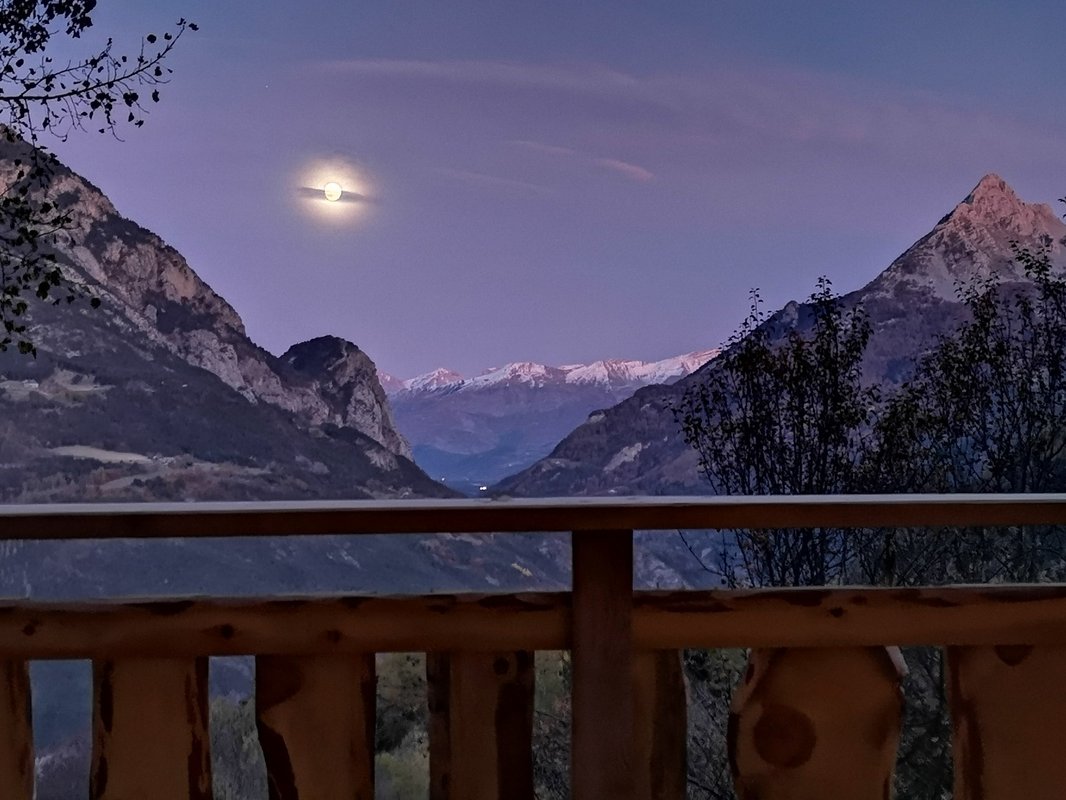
<box><xmin>511</xmin><ymin>140</ymin><xmax>577</xmax><ymax>158</ymax></box>
<box><xmin>314</xmin><ymin>56</ymin><xmax>1066</xmax><ymax>167</ymax></box>
<box><xmin>435</xmin><ymin>167</ymin><xmax>550</xmax><ymax>196</ymax></box>
<box><xmin>510</xmin><ymin>139</ymin><xmax>656</xmax><ymax>183</ymax></box>
<box><xmin>315</xmin><ymin>58</ymin><xmax>651</xmax><ymax>103</ymax></box>
<box><xmin>593</xmin><ymin>158</ymin><xmax>655</xmax><ymax>183</ymax></box>
<box><xmin>309</xmin><ymin>56</ymin><xmax>1066</xmax><ymax>229</ymax></box>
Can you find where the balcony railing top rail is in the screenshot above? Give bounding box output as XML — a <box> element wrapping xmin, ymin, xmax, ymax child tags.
<box><xmin>1</xmin><ymin>492</ymin><xmax>1065</xmax><ymax>539</ymax></box>
<box><xmin>4</xmin><ymin>494</ymin><xmax>1066</xmax><ymax>799</ymax></box>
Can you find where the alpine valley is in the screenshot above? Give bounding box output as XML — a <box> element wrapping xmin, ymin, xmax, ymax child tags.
<box><xmin>380</xmin><ymin>350</ymin><xmax>717</xmax><ymax>493</ymax></box>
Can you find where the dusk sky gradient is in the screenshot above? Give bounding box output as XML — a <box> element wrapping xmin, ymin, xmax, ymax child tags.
<box><xmin>47</xmin><ymin>1</ymin><xmax>1066</xmax><ymax>377</ymax></box>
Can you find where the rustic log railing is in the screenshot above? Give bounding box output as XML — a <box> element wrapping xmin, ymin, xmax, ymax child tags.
<box><xmin>1</xmin><ymin>494</ymin><xmax>1065</xmax><ymax>799</ymax></box>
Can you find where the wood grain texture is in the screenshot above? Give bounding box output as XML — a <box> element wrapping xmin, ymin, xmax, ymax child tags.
<box><xmin>1</xmin><ymin>494</ymin><xmax>1063</xmax><ymax>539</ymax></box>
<box><xmin>0</xmin><ymin>661</ymin><xmax>32</xmax><ymax>800</ymax></box>
<box><xmin>729</xmin><ymin>647</ymin><xmax>904</xmax><ymax>800</ymax></box>
<box><xmin>256</xmin><ymin>653</ymin><xmax>376</xmax><ymax>800</ymax></box>
<box><xmin>0</xmin><ymin>593</ymin><xmax>566</xmax><ymax>658</ymax></box>
<box><xmin>949</xmin><ymin>644</ymin><xmax>1066</xmax><ymax>800</ymax></box>
<box><xmin>427</xmin><ymin>651</ymin><xmax>534</xmax><ymax>800</ymax></box>
<box><xmin>8</xmin><ymin>586</ymin><xmax>1066</xmax><ymax>660</ymax></box>
<box><xmin>572</xmin><ymin>530</ymin><xmax>634</xmax><ymax>800</ymax></box>
<box><xmin>633</xmin><ymin>585</ymin><xmax>1066</xmax><ymax>649</ymax></box>
<box><xmin>90</xmin><ymin>657</ymin><xmax>211</xmax><ymax>800</ymax></box>
<box><xmin>633</xmin><ymin>650</ymin><xmax>686</xmax><ymax>800</ymax></box>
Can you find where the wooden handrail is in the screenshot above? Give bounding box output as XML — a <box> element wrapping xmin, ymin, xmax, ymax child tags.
<box><xmin>5</xmin><ymin>585</ymin><xmax>1066</xmax><ymax>658</ymax></box>
<box><xmin>0</xmin><ymin>493</ymin><xmax>1064</xmax><ymax>539</ymax></box>
<box><xmin>3</xmin><ymin>495</ymin><xmax>1066</xmax><ymax>799</ymax></box>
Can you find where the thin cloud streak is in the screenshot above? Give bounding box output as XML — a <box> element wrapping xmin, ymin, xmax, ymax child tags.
<box><xmin>314</xmin><ymin>57</ymin><xmax>1066</xmax><ymax>170</ymax></box>
<box><xmin>315</xmin><ymin>58</ymin><xmax>649</xmax><ymax>100</ymax></box>
<box><xmin>435</xmin><ymin>167</ymin><xmax>551</xmax><ymax>196</ymax></box>
<box><xmin>594</xmin><ymin>158</ymin><xmax>655</xmax><ymax>183</ymax></box>
<box><xmin>510</xmin><ymin>139</ymin><xmax>656</xmax><ymax>184</ymax></box>
<box><xmin>511</xmin><ymin>139</ymin><xmax>577</xmax><ymax>157</ymax></box>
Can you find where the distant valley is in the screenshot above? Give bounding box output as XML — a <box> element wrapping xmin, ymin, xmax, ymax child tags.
<box><xmin>380</xmin><ymin>351</ymin><xmax>717</xmax><ymax>493</ymax></box>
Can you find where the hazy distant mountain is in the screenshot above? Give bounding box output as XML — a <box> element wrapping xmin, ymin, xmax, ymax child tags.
<box><xmin>495</xmin><ymin>174</ymin><xmax>1066</xmax><ymax>497</ymax></box>
<box><xmin>379</xmin><ymin>351</ymin><xmax>718</xmax><ymax>492</ymax></box>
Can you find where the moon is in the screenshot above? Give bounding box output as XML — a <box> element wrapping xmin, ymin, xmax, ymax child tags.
<box><xmin>323</xmin><ymin>181</ymin><xmax>343</xmax><ymax>202</ymax></box>
<box><xmin>294</xmin><ymin>157</ymin><xmax>375</xmax><ymax>223</ymax></box>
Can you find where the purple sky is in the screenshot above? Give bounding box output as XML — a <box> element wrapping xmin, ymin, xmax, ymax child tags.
<box><xmin>49</xmin><ymin>1</ymin><xmax>1066</xmax><ymax>378</ymax></box>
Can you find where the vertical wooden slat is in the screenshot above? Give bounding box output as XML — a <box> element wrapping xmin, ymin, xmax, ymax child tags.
<box><xmin>633</xmin><ymin>650</ymin><xmax>687</xmax><ymax>800</ymax></box>
<box><xmin>256</xmin><ymin>653</ymin><xmax>376</xmax><ymax>800</ymax></box>
<box><xmin>729</xmin><ymin>646</ymin><xmax>904</xmax><ymax>799</ymax></box>
<box><xmin>0</xmin><ymin>660</ymin><xmax>32</xmax><ymax>800</ymax></box>
<box><xmin>571</xmin><ymin>529</ymin><xmax>634</xmax><ymax>800</ymax></box>
<box><xmin>948</xmin><ymin>644</ymin><xmax>1066</xmax><ymax>800</ymax></box>
<box><xmin>90</xmin><ymin>657</ymin><xmax>211</xmax><ymax>800</ymax></box>
<box><xmin>427</xmin><ymin>653</ymin><xmax>452</xmax><ymax>800</ymax></box>
<box><xmin>428</xmin><ymin>650</ymin><xmax>535</xmax><ymax>800</ymax></box>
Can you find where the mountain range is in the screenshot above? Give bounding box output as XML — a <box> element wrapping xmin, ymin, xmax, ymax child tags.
<box><xmin>380</xmin><ymin>351</ymin><xmax>717</xmax><ymax>492</ymax></box>
<box><xmin>493</xmin><ymin>174</ymin><xmax>1066</xmax><ymax>496</ymax></box>
<box><xmin>2</xmin><ymin>148</ymin><xmax>1061</xmax><ymax>777</ymax></box>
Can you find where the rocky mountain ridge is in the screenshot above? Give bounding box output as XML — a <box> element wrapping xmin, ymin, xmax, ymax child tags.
<box><xmin>494</xmin><ymin>174</ymin><xmax>1066</xmax><ymax>497</ymax></box>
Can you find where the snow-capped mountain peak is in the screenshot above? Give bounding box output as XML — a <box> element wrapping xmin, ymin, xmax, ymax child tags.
<box><xmin>470</xmin><ymin>361</ymin><xmax>562</xmax><ymax>388</ymax></box>
<box><xmin>562</xmin><ymin>349</ymin><xmax>720</xmax><ymax>387</ymax></box>
<box><xmin>377</xmin><ymin>371</ymin><xmax>406</xmax><ymax>394</ymax></box>
<box><xmin>381</xmin><ymin>349</ymin><xmax>718</xmax><ymax>396</ymax></box>
<box><xmin>401</xmin><ymin>367</ymin><xmax>465</xmax><ymax>393</ymax></box>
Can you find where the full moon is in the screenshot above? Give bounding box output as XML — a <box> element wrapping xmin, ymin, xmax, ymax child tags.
<box><xmin>323</xmin><ymin>182</ymin><xmax>343</xmax><ymax>202</ymax></box>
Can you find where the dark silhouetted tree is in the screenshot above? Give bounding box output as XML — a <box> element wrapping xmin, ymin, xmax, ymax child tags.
<box><xmin>0</xmin><ymin>2</ymin><xmax>196</xmax><ymax>354</ymax></box>
<box><xmin>676</xmin><ymin>277</ymin><xmax>877</xmax><ymax>586</ymax></box>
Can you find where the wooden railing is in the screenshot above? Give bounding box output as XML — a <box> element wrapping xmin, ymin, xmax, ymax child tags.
<box><xmin>2</xmin><ymin>494</ymin><xmax>1066</xmax><ymax>799</ymax></box>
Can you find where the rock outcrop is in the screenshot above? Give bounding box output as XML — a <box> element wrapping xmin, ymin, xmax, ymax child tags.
<box><xmin>282</xmin><ymin>336</ymin><xmax>412</xmax><ymax>459</ymax></box>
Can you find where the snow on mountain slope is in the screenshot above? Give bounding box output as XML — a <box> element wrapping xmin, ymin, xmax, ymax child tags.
<box><xmin>382</xmin><ymin>350</ymin><xmax>719</xmax><ymax>396</ymax></box>
<box><xmin>404</xmin><ymin>367</ymin><xmax>466</xmax><ymax>392</ymax></box>
<box><xmin>561</xmin><ymin>350</ymin><xmax>720</xmax><ymax>387</ymax></box>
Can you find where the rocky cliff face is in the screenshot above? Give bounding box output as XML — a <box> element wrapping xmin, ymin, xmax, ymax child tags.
<box><xmin>0</xmin><ymin>134</ymin><xmax>410</xmax><ymax>464</ymax></box>
<box><xmin>282</xmin><ymin>336</ymin><xmax>412</xmax><ymax>459</ymax></box>
<box><xmin>0</xmin><ymin>137</ymin><xmax>443</xmax><ymax>501</ymax></box>
<box><xmin>495</xmin><ymin>175</ymin><xmax>1066</xmax><ymax>497</ymax></box>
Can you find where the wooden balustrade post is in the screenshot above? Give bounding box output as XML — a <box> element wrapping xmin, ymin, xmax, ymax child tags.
<box><xmin>948</xmin><ymin>644</ymin><xmax>1066</xmax><ymax>800</ymax></box>
<box><xmin>571</xmin><ymin>529</ymin><xmax>634</xmax><ymax>800</ymax></box>
<box><xmin>427</xmin><ymin>650</ymin><xmax>535</xmax><ymax>800</ymax></box>
<box><xmin>728</xmin><ymin>647</ymin><xmax>904</xmax><ymax>800</ymax></box>
<box><xmin>633</xmin><ymin>650</ymin><xmax>687</xmax><ymax>800</ymax></box>
<box><xmin>256</xmin><ymin>653</ymin><xmax>376</xmax><ymax>800</ymax></box>
<box><xmin>0</xmin><ymin>660</ymin><xmax>32</xmax><ymax>800</ymax></box>
<box><xmin>90</xmin><ymin>657</ymin><xmax>212</xmax><ymax>800</ymax></box>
